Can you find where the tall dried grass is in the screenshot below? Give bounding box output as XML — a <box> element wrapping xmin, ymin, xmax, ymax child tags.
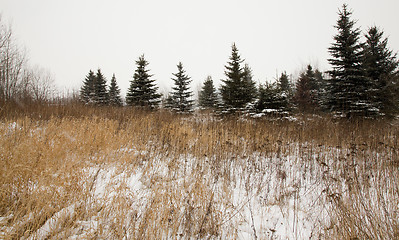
<box><xmin>0</xmin><ymin>105</ymin><xmax>398</xmax><ymax>239</ymax></box>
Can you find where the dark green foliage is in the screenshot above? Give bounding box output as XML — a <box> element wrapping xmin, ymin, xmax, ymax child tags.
<box><xmin>255</xmin><ymin>72</ymin><xmax>292</xmax><ymax>114</ymax></box>
<box><xmin>220</xmin><ymin>43</ymin><xmax>257</xmax><ymax>110</ymax></box>
<box><xmin>327</xmin><ymin>4</ymin><xmax>375</xmax><ymax>117</ymax></box>
<box><xmin>277</xmin><ymin>72</ymin><xmax>292</xmax><ymax>110</ymax></box>
<box><xmin>126</xmin><ymin>55</ymin><xmax>161</xmax><ymax>109</ymax></box>
<box><xmin>168</xmin><ymin>62</ymin><xmax>194</xmax><ymax>112</ymax></box>
<box><xmin>80</xmin><ymin>69</ymin><xmax>108</xmax><ymax>105</ymax></box>
<box><xmin>163</xmin><ymin>94</ymin><xmax>175</xmax><ymax>109</ymax></box>
<box><xmin>94</xmin><ymin>69</ymin><xmax>109</xmax><ymax>105</ymax></box>
<box><xmin>80</xmin><ymin>70</ymin><xmax>96</xmax><ymax>104</ymax></box>
<box><xmin>108</xmin><ymin>74</ymin><xmax>123</xmax><ymax>106</ymax></box>
<box><xmin>293</xmin><ymin>65</ymin><xmax>322</xmax><ymax>113</ymax></box>
<box><xmin>278</xmin><ymin>72</ymin><xmax>291</xmax><ymax>94</ymax></box>
<box><xmin>314</xmin><ymin>69</ymin><xmax>327</xmax><ymax>108</ymax></box>
<box><xmin>242</xmin><ymin>64</ymin><xmax>258</xmax><ymax>103</ymax></box>
<box><xmin>199</xmin><ymin>76</ymin><xmax>218</xmax><ymax>109</ymax></box>
<box><xmin>363</xmin><ymin>26</ymin><xmax>399</xmax><ymax>117</ymax></box>
<box><xmin>255</xmin><ymin>82</ymin><xmax>290</xmax><ymax>114</ymax></box>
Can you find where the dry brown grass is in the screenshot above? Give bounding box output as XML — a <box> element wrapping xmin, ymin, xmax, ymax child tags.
<box><xmin>0</xmin><ymin>105</ymin><xmax>398</xmax><ymax>239</ymax></box>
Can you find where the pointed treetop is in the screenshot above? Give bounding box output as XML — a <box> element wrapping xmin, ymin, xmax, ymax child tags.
<box><xmin>126</xmin><ymin>54</ymin><xmax>161</xmax><ymax>108</ymax></box>
<box><xmin>169</xmin><ymin>62</ymin><xmax>194</xmax><ymax>113</ymax></box>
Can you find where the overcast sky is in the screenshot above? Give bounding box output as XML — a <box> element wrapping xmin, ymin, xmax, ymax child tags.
<box><xmin>1</xmin><ymin>0</ymin><xmax>398</xmax><ymax>96</ymax></box>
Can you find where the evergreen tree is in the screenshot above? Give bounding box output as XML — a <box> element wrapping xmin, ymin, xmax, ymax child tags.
<box><xmin>163</xmin><ymin>94</ymin><xmax>175</xmax><ymax>109</ymax></box>
<box><xmin>199</xmin><ymin>76</ymin><xmax>218</xmax><ymax>109</ymax></box>
<box><xmin>327</xmin><ymin>4</ymin><xmax>374</xmax><ymax>117</ymax></box>
<box><xmin>80</xmin><ymin>70</ymin><xmax>96</xmax><ymax>104</ymax></box>
<box><xmin>294</xmin><ymin>72</ymin><xmax>313</xmax><ymax>113</ymax></box>
<box><xmin>169</xmin><ymin>62</ymin><xmax>194</xmax><ymax>112</ymax></box>
<box><xmin>126</xmin><ymin>55</ymin><xmax>161</xmax><ymax>108</ymax></box>
<box><xmin>255</xmin><ymin>82</ymin><xmax>290</xmax><ymax>114</ymax></box>
<box><xmin>314</xmin><ymin>69</ymin><xmax>327</xmax><ymax>108</ymax></box>
<box><xmin>242</xmin><ymin>64</ymin><xmax>258</xmax><ymax>103</ymax></box>
<box><xmin>94</xmin><ymin>69</ymin><xmax>108</xmax><ymax>105</ymax></box>
<box><xmin>108</xmin><ymin>73</ymin><xmax>123</xmax><ymax>106</ymax></box>
<box><xmin>363</xmin><ymin>26</ymin><xmax>399</xmax><ymax>116</ymax></box>
<box><xmin>278</xmin><ymin>72</ymin><xmax>291</xmax><ymax>94</ymax></box>
<box><xmin>293</xmin><ymin>65</ymin><xmax>319</xmax><ymax>113</ymax></box>
<box><xmin>277</xmin><ymin>72</ymin><xmax>292</xmax><ymax>111</ymax></box>
<box><xmin>220</xmin><ymin>43</ymin><xmax>256</xmax><ymax>110</ymax></box>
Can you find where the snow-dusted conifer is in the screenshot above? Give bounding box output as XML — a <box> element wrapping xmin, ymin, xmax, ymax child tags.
<box><xmin>363</xmin><ymin>26</ymin><xmax>399</xmax><ymax>117</ymax></box>
<box><xmin>327</xmin><ymin>4</ymin><xmax>374</xmax><ymax>117</ymax></box>
<box><xmin>126</xmin><ymin>55</ymin><xmax>161</xmax><ymax>109</ymax></box>
<box><xmin>108</xmin><ymin>74</ymin><xmax>122</xmax><ymax>106</ymax></box>
<box><xmin>80</xmin><ymin>70</ymin><xmax>96</xmax><ymax>104</ymax></box>
<box><xmin>255</xmin><ymin>81</ymin><xmax>290</xmax><ymax>114</ymax></box>
<box><xmin>242</xmin><ymin>64</ymin><xmax>258</xmax><ymax>104</ymax></box>
<box><xmin>94</xmin><ymin>69</ymin><xmax>109</xmax><ymax>105</ymax></box>
<box><xmin>220</xmin><ymin>43</ymin><xmax>256</xmax><ymax>111</ymax></box>
<box><xmin>199</xmin><ymin>76</ymin><xmax>218</xmax><ymax>109</ymax></box>
<box><xmin>293</xmin><ymin>65</ymin><xmax>320</xmax><ymax>113</ymax></box>
<box><xmin>169</xmin><ymin>62</ymin><xmax>194</xmax><ymax>113</ymax></box>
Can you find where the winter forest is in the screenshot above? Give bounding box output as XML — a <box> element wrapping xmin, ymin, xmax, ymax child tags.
<box><xmin>78</xmin><ymin>4</ymin><xmax>399</xmax><ymax>118</ymax></box>
<box><xmin>1</xmin><ymin>4</ymin><xmax>399</xmax><ymax>240</ymax></box>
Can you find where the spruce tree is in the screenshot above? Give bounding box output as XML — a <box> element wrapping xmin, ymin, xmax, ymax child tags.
<box><xmin>220</xmin><ymin>43</ymin><xmax>256</xmax><ymax>110</ymax></box>
<box><xmin>126</xmin><ymin>55</ymin><xmax>161</xmax><ymax>108</ymax></box>
<box><xmin>294</xmin><ymin>71</ymin><xmax>313</xmax><ymax>113</ymax></box>
<box><xmin>94</xmin><ymin>69</ymin><xmax>109</xmax><ymax>105</ymax></box>
<box><xmin>279</xmin><ymin>72</ymin><xmax>291</xmax><ymax>94</ymax></box>
<box><xmin>255</xmin><ymin>82</ymin><xmax>290</xmax><ymax>115</ymax></box>
<box><xmin>163</xmin><ymin>94</ymin><xmax>175</xmax><ymax>109</ymax></box>
<box><xmin>327</xmin><ymin>4</ymin><xmax>374</xmax><ymax>117</ymax></box>
<box><xmin>293</xmin><ymin>65</ymin><xmax>319</xmax><ymax>113</ymax></box>
<box><xmin>242</xmin><ymin>64</ymin><xmax>258</xmax><ymax>104</ymax></box>
<box><xmin>277</xmin><ymin>72</ymin><xmax>292</xmax><ymax>111</ymax></box>
<box><xmin>169</xmin><ymin>62</ymin><xmax>194</xmax><ymax>112</ymax></box>
<box><xmin>108</xmin><ymin>74</ymin><xmax>123</xmax><ymax>106</ymax></box>
<box><xmin>363</xmin><ymin>26</ymin><xmax>399</xmax><ymax>116</ymax></box>
<box><xmin>314</xmin><ymin>69</ymin><xmax>326</xmax><ymax>108</ymax></box>
<box><xmin>80</xmin><ymin>70</ymin><xmax>96</xmax><ymax>104</ymax></box>
<box><xmin>199</xmin><ymin>76</ymin><xmax>218</xmax><ymax>109</ymax></box>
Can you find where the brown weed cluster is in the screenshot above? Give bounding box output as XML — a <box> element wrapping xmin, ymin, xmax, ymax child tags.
<box><xmin>0</xmin><ymin>106</ymin><xmax>398</xmax><ymax>239</ymax></box>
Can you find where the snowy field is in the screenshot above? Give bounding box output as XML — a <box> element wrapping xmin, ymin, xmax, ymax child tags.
<box><xmin>1</xmin><ymin>115</ymin><xmax>398</xmax><ymax>239</ymax></box>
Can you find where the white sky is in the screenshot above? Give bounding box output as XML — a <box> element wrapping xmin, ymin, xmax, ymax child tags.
<box><xmin>1</xmin><ymin>0</ymin><xmax>398</xmax><ymax>96</ymax></box>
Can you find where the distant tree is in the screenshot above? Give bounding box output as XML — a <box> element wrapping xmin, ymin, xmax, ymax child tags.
<box><xmin>163</xmin><ymin>94</ymin><xmax>175</xmax><ymax>109</ymax></box>
<box><xmin>94</xmin><ymin>69</ymin><xmax>109</xmax><ymax>105</ymax></box>
<box><xmin>314</xmin><ymin>69</ymin><xmax>327</xmax><ymax>108</ymax></box>
<box><xmin>327</xmin><ymin>4</ymin><xmax>374</xmax><ymax>117</ymax></box>
<box><xmin>80</xmin><ymin>70</ymin><xmax>96</xmax><ymax>104</ymax></box>
<box><xmin>220</xmin><ymin>43</ymin><xmax>256</xmax><ymax>110</ymax></box>
<box><xmin>0</xmin><ymin>17</ymin><xmax>27</xmax><ymax>103</ymax></box>
<box><xmin>293</xmin><ymin>65</ymin><xmax>319</xmax><ymax>113</ymax></box>
<box><xmin>255</xmin><ymin>81</ymin><xmax>290</xmax><ymax>114</ymax></box>
<box><xmin>169</xmin><ymin>62</ymin><xmax>194</xmax><ymax>112</ymax></box>
<box><xmin>277</xmin><ymin>72</ymin><xmax>292</xmax><ymax>111</ymax></box>
<box><xmin>126</xmin><ymin>55</ymin><xmax>161</xmax><ymax>108</ymax></box>
<box><xmin>108</xmin><ymin>74</ymin><xmax>123</xmax><ymax>106</ymax></box>
<box><xmin>294</xmin><ymin>72</ymin><xmax>313</xmax><ymax>113</ymax></box>
<box><xmin>242</xmin><ymin>64</ymin><xmax>258</xmax><ymax>104</ymax></box>
<box><xmin>23</xmin><ymin>66</ymin><xmax>55</xmax><ymax>103</ymax></box>
<box><xmin>278</xmin><ymin>72</ymin><xmax>291</xmax><ymax>94</ymax></box>
<box><xmin>363</xmin><ymin>26</ymin><xmax>399</xmax><ymax>117</ymax></box>
<box><xmin>199</xmin><ymin>76</ymin><xmax>218</xmax><ymax>109</ymax></box>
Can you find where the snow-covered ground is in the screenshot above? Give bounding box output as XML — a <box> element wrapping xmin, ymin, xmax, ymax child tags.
<box><xmin>12</xmin><ymin>149</ymin><xmax>332</xmax><ymax>239</ymax></box>
<box><xmin>1</xmin><ymin>118</ymin><xmax>397</xmax><ymax>239</ymax></box>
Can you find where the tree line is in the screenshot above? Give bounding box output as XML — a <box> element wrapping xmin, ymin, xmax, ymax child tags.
<box><xmin>79</xmin><ymin>5</ymin><xmax>398</xmax><ymax>117</ymax></box>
